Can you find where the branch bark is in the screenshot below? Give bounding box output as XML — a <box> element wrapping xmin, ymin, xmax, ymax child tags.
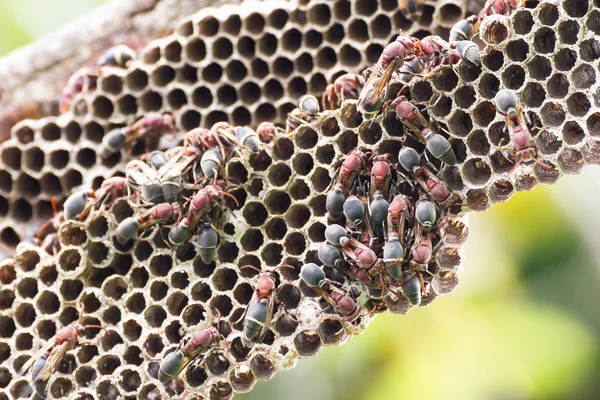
<box><xmin>0</xmin><ymin>0</ymin><xmax>226</xmax><ymax>142</ymax></box>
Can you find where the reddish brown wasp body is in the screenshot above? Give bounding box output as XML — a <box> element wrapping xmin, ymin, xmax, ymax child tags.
<box><xmin>238</xmin><ymin>265</ymin><xmax>294</xmax><ymax>347</ymax></box>
<box><xmin>369</xmin><ymin>154</ymin><xmax>393</xmax><ymax>198</ymax></box>
<box><xmin>20</xmin><ymin>310</ymin><xmax>105</xmax><ymax>397</ymax></box>
<box><xmin>387</xmin><ymin>194</ymin><xmax>412</xmax><ymax>242</ymax></box>
<box><xmin>333</xmin><ymin>148</ymin><xmax>368</xmax><ymax>195</ymax></box>
<box><xmin>357</xmin><ymin>34</ymin><xmax>423</xmax><ymax>120</ymax></box>
<box><xmin>322</xmin><ymin>73</ymin><xmax>364</xmax><ymax>110</ymax></box>
<box><xmin>495</xmin><ymin>89</ymin><xmax>552</xmax><ymax>174</ymax></box>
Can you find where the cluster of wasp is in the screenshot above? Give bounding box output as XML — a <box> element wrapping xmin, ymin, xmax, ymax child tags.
<box><xmin>299</xmin><ymin>0</ymin><xmax>546</xmax><ymax>326</ymax></box>
<box><xmin>18</xmin><ymin>0</ymin><xmax>551</xmax><ymax>397</ymax></box>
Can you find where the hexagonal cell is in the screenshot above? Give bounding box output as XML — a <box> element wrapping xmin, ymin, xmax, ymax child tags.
<box><xmin>558</xmin><ymin>148</ymin><xmax>584</xmax><ymax>174</ymax></box>
<box><xmin>546</xmin><ymin>73</ymin><xmax>570</xmax><ymax>99</ymax></box>
<box><xmin>567</xmin><ymin>93</ymin><xmax>591</xmax><ymax>117</ymax></box>
<box><xmin>587</xmin><ymin>113</ymin><xmax>600</xmax><ymax>137</ymax></box>
<box><xmin>534</xmin><ymin>162</ymin><xmax>560</xmax><ymax>184</ymax></box>
<box><xmin>571</xmin><ymin>64</ymin><xmax>596</xmax><ymax>89</ymax></box>
<box><xmin>554</xmin><ymin>48</ymin><xmax>578</xmax><ymax>71</ymax></box>
<box><xmin>537</xmin><ymin>130</ymin><xmax>563</xmax><ymax>155</ymax></box>
<box><xmin>447</xmin><ymin>110</ymin><xmax>472</xmax><ymax>138</ymax></box>
<box><xmin>558</xmin><ymin>20</ymin><xmax>580</xmax><ymax>44</ymax></box>
<box><xmin>564</xmin><ymin>0</ymin><xmax>589</xmax><ymax>17</ymax></box>
<box><xmin>482</xmin><ymin>18</ymin><xmax>509</xmax><ymax>45</ymax></box>
<box><xmin>541</xmin><ymin>102</ymin><xmax>566</xmax><ymax>127</ymax></box>
<box><xmin>562</xmin><ymin>121</ymin><xmax>586</xmax><ymax>145</ymax></box>
<box><xmin>533</xmin><ymin>27</ymin><xmax>556</xmax><ymax>55</ymax></box>
<box><xmin>472</xmin><ymin>101</ymin><xmax>496</xmax><ymax>128</ymax></box>
<box><xmin>488</xmin><ymin>179</ymin><xmax>515</xmax><ymax>203</ymax></box>
<box><xmin>579</xmin><ymin>39</ymin><xmax>600</xmax><ymax>62</ymax></box>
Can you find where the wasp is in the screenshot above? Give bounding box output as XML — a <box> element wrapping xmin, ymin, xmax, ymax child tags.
<box><xmin>301</xmin><ymin>263</ymin><xmax>361</xmax><ymax>322</ymax></box>
<box><xmin>167</xmin><ymin>182</ymin><xmax>238</xmax><ymax>246</ymax></box>
<box><xmin>389</xmin><ymin>95</ymin><xmax>457</xmax><ymax>165</ymax></box>
<box><xmin>286</xmin><ymin>95</ymin><xmax>321</xmax><ymax>133</ymax></box>
<box><xmin>494</xmin><ymin>89</ymin><xmax>552</xmax><ymax>174</ymax></box>
<box><xmin>158</xmin><ymin>309</ymin><xmax>224</xmax><ymax>384</ymax></box>
<box><xmin>60</xmin><ymin>45</ymin><xmax>136</xmax><ymax>113</ymax></box>
<box><xmin>116</xmin><ymin>202</ymin><xmax>182</xmax><ymax>244</ymax></box>
<box><xmin>357</xmin><ymin>34</ymin><xmax>422</xmax><ymax>120</ymax></box>
<box><xmin>398</xmin><ymin>147</ymin><xmax>456</xmax><ymax>208</ymax></box>
<box><xmin>237</xmin><ymin>265</ymin><xmax>294</xmax><ymax>347</ymax></box>
<box><xmin>322</xmin><ymin>73</ymin><xmax>364</xmax><ymax>110</ymax></box>
<box><xmin>19</xmin><ymin>309</ymin><xmax>105</xmax><ymax>398</ymax></box>
<box><xmin>100</xmin><ymin>113</ymin><xmax>175</xmax><ymax>159</ymax></box>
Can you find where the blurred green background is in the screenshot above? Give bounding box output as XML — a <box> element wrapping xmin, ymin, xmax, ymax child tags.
<box><xmin>2</xmin><ymin>2</ymin><xmax>600</xmax><ymax>400</ymax></box>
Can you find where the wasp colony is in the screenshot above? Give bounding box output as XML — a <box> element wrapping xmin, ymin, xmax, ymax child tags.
<box><xmin>0</xmin><ymin>0</ymin><xmax>598</xmax><ymax>399</ymax></box>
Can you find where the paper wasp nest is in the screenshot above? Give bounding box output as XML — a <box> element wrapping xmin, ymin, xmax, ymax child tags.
<box><xmin>0</xmin><ymin>0</ymin><xmax>598</xmax><ymax>399</ymax></box>
<box><xmin>0</xmin><ymin>0</ymin><xmax>464</xmax><ymax>254</ymax></box>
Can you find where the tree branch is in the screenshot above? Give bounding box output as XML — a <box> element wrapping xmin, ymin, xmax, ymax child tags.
<box><xmin>0</xmin><ymin>0</ymin><xmax>226</xmax><ymax>142</ymax></box>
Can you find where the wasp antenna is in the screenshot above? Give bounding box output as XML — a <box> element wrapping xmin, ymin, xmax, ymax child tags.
<box><xmin>273</xmin><ymin>264</ymin><xmax>295</xmax><ymax>272</ymax></box>
<box><xmin>240</xmin><ymin>265</ymin><xmax>262</xmax><ymax>273</ymax></box>
<box><xmin>343</xmin><ymin>321</ymin><xmax>358</xmax><ymax>345</ymax></box>
<box><xmin>533</xmin><ymin>158</ymin><xmax>553</xmax><ymax>169</ymax></box>
<box><xmin>83</xmin><ymin>325</ymin><xmax>108</xmax><ymax>332</ymax></box>
<box><xmin>51</xmin><ymin>196</ymin><xmax>59</xmax><ymax>216</ymax></box>
<box><xmin>273</xmin><ymin>138</ymin><xmax>282</xmax><ymax>154</ymax></box>
<box><xmin>219</xmin><ymin>191</ymin><xmax>240</xmax><ymax>207</ymax></box>
<box><xmin>508</xmin><ymin>159</ymin><xmax>523</xmax><ymax>175</ymax></box>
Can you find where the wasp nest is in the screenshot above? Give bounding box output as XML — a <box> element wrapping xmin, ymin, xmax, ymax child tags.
<box><xmin>0</xmin><ymin>0</ymin><xmax>598</xmax><ymax>399</ymax></box>
<box><xmin>0</xmin><ymin>0</ymin><xmax>465</xmax><ymax>255</ymax></box>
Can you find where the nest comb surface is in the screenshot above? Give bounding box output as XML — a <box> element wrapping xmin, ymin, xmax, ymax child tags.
<box><xmin>0</xmin><ymin>0</ymin><xmax>466</xmax><ymax>256</ymax></box>
<box><xmin>1</xmin><ymin>0</ymin><xmax>600</xmax><ymax>399</ymax></box>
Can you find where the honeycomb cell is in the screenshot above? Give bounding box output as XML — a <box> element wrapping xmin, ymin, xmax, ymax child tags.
<box><xmin>567</xmin><ymin>93</ymin><xmax>591</xmax><ymax>117</ymax></box>
<box><xmin>571</xmin><ymin>64</ymin><xmax>596</xmax><ymax>89</ymax></box>
<box><xmin>534</xmin><ymin>162</ymin><xmax>560</xmax><ymax>184</ymax></box>
<box><xmin>482</xmin><ymin>18</ymin><xmax>509</xmax><ymax>45</ymax></box>
<box><xmin>537</xmin><ymin>130</ymin><xmax>563</xmax><ymax>155</ymax></box>
<box><xmin>554</xmin><ymin>48</ymin><xmax>578</xmax><ymax>71</ymax></box>
<box><xmin>563</xmin><ymin>121</ymin><xmax>586</xmax><ymax>144</ymax></box>
<box><xmin>538</xmin><ymin>3</ymin><xmax>559</xmax><ymax>26</ymax></box>
<box><xmin>150</xmin><ymin>280</ymin><xmax>168</xmax><ymax>301</ymax></box>
<box><xmin>454</xmin><ymin>86</ymin><xmax>476</xmax><ymax>109</ymax></box>
<box><xmin>448</xmin><ymin>110</ymin><xmax>472</xmax><ymax>138</ymax></box>
<box><xmin>0</xmin><ymin>171</ymin><xmax>11</xmax><ymax>193</ymax></box>
<box><xmin>261</xmin><ymin>243</ymin><xmax>283</xmax><ymax>266</ymax></box>
<box><xmin>23</xmin><ymin>146</ymin><xmax>44</xmax><ymax>173</ymax></box>
<box><xmin>558</xmin><ymin>20</ymin><xmax>580</xmax><ymax>45</ymax></box>
<box><xmin>431</xmin><ymin>68</ymin><xmax>458</xmax><ymax>92</ymax></box>
<box><xmin>521</xmin><ymin>82</ymin><xmax>546</xmax><ymax>108</ymax></box>
<box><xmin>359</xmin><ymin>122</ymin><xmax>382</xmax><ymax>145</ymax></box>
<box><xmin>1</xmin><ymin>147</ymin><xmax>21</xmax><ymax>171</ymax></box>
<box><xmin>185</xmin><ymin>38</ymin><xmax>207</xmax><ymax>62</ymax></box>
<box><xmin>533</xmin><ymin>27</ymin><xmax>556</xmax><ymax>54</ymax></box>
<box><xmin>472</xmin><ymin>101</ymin><xmax>496</xmax><ymax>127</ymax></box>
<box><xmin>483</xmin><ymin>49</ymin><xmax>504</xmax><ymax>71</ymax></box>
<box><xmin>547</xmin><ymin>73</ymin><xmax>570</xmax><ymax>98</ymax></box>
<box><xmin>564</xmin><ymin>0</ymin><xmax>589</xmax><ymax>17</ymax></box>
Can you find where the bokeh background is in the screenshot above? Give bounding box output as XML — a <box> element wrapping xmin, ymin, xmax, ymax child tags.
<box><xmin>2</xmin><ymin>2</ymin><xmax>600</xmax><ymax>399</ymax></box>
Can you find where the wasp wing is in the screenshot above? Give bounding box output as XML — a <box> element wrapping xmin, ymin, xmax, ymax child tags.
<box><xmin>257</xmin><ymin>294</ymin><xmax>276</xmax><ymax>343</ymax></box>
<box><xmin>33</xmin><ymin>340</ymin><xmax>72</xmax><ymax>384</ymax></box>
